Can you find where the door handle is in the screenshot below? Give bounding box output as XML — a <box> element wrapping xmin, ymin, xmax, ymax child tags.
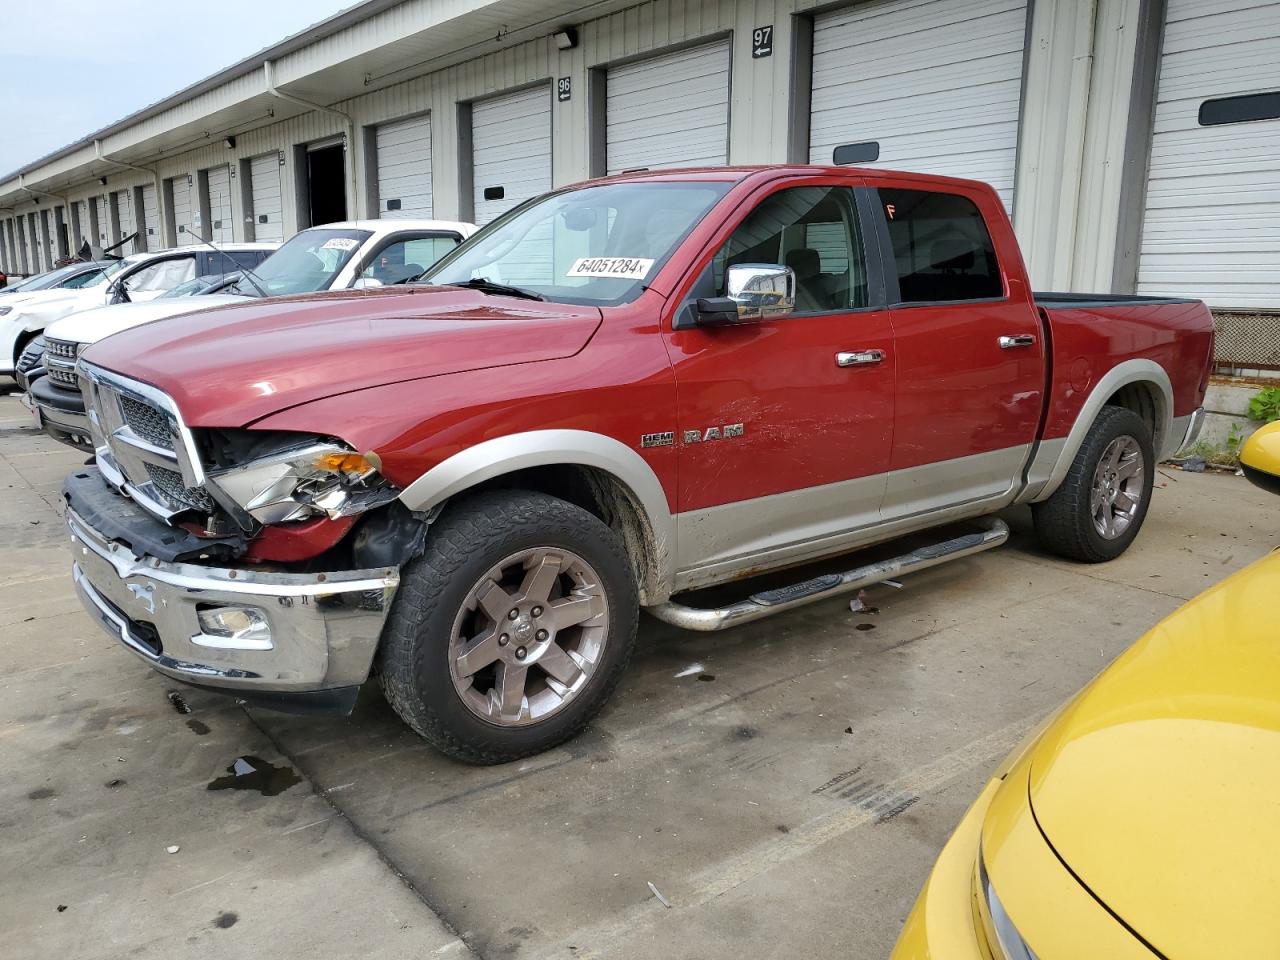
<box><xmin>836</xmin><ymin>349</ymin><xmax>885</xmax><ymax>367</ymax></box>
<box><xmin>998</xmin><ymin>334</ymin><xmax>1037</xmax><ymax>349</ymax></box>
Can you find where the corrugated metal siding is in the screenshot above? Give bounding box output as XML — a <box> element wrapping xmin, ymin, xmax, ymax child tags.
<box><xmin>141</xmin><ymin>184</ymin><xmax>160</xmax><ymax>250</ymax></box>
<box><xmin>809</xmin><ymin>0</ymin><xmax>1028</xmax><ymax>210</ymax></box>
<box><xmin>1137</xmin><ymin>0</ymin><xmax>1280</xmax><ymax>308</ymax></box>
<box><xmin>605</xmin><ymin>39</ymin><xmax>730</xmax><ymax>173</ymax></box>
<box><xmin>471</xmin><ymin>84</ymin><xmax>552</xmax><ymax>225</ymax></box>
<box><xmin>249</xmin><ymin>154</ymin><xmax>285</xmax><ymax>242</ymax></box>
<box><xmin>376</xmin><ymin>114</ymin><xmax>433</xmax><ymax>218</ymax></box>
<box><xmin>206</xmin><ymin>165</ymin><xmax>234</xmax><ymax>243</ymax></box>
<box><xmin>170</xmin><ymin>177</ymin><xmax>195</xmax><ymax>246</ymax></box>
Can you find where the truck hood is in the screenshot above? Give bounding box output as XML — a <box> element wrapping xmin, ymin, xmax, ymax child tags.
<box><xmin>1026</xmin><ymin>551</ymin><xmax>1280</xmax><ymax>960</ymax></box>
<box><xmin>80</xmin><ymin>286</ymin><xmax>603</xmax><ymax>426</ymax></box>
<box><xmin>46</xmin><ymin>294</ymin><xmax>249</xmax><ymax>345</ymax></box>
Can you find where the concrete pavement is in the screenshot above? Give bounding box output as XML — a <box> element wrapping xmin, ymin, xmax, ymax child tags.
<box><xmin>1</xmin><ymin>390</ymin><xmax>1274</xmax><ymax>959</ymax></box>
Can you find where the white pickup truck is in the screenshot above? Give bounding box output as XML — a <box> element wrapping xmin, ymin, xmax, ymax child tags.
<box><xmin>31</xmin><ymin>219</ymin><xmax>476</xmax><ymax>449</ymax></box>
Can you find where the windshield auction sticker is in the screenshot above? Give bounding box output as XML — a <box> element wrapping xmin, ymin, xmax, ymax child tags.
<box><xmin>567</xmin><ymin>257</ymin><xmax>654</xmax><ymax>280</ymax></box>
<box><xmin>322</xmin><ymin>237</ymin><xmax>360</xmax><ymax>251</ymax></box>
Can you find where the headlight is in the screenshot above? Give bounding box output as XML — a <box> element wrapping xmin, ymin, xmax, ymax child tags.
<box><xmin>208</xmin><ymin>436</ymin><xmax>398</xmax><ymax>524</ymax></box>
<box><xmin>0</xmin><ymin>306</ymin><xmax>11</xmax><ymax>317</ymax></box>
<box><xmin>979</xmin><ymin>854</ymin><xmax>1039</xmax><ymax>960</ymax></box>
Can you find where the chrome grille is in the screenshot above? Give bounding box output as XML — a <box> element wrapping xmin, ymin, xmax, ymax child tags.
<box><xmin>144</xmin><ymin>464</ymin><xmax>215</xmax><ymax>512</ymax></box>
<box><xmin>46</xmin><ymin>338</ymin><xmax>79</xmax><ymax>359</ymax></box>
<box><xmin>48</xmin><ymin>367</ymin><xmax>79</xmax><ymax>387</ymax></box>
<box><xmin>119</xmin><ymin>395</ymin><xmax>175</xmax><ymax>449</ymax></box>
<box><xmin>43</xmin><ymin>338</ymin><xmax>82</xmax><ymax>391</ymax></box>
<box><xmin>80</xmin><ymin>362</ymin><xmax>216</xmax><ymax>523</ymax></box>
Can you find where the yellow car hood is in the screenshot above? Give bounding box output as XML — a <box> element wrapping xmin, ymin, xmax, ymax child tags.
<box><xmin>1028</xmin><ymin>550</ymin><xmax>1280</xmax><ymax>959</ymax></box>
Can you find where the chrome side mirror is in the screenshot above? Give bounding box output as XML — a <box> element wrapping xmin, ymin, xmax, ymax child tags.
<box><xmin>696</xmin><ymin>263</ymin><xmax>796</xmax><ymax>325</ymax></box>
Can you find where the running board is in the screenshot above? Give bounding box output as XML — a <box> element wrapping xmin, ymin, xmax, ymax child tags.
<box><xmin>645</xmin><ymin>517</ymin><xmax>1010</xmax><ymax>632</ymax></box>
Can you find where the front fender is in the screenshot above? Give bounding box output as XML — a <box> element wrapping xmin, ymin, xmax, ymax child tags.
<box><xmin>397</xmin><ymin>429</ymin><xmax>677</xmax><ymax>600</ymax></box>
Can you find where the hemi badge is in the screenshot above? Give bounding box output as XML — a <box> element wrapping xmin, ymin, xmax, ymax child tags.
<box><xmin>640</xmin><ymin>432</ymin><xmax>675</xmax><ymax>449</ymax></box>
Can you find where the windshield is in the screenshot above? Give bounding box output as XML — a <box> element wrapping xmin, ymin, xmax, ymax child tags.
<box><xmin>237</xmin><ymin>227</ymin><xmax>371</xmax><ymax>296</ymax></box>
<box><xmin>4</xmin><ymin>264</ymin><xmax>100</xmax><ymax>292</ymax></box>
<box><xmin>423</xmin><ymin>181</ymin><xmax>732</xmax><ymax>305</ymax></box>
<box><xmin>160</xmin><ymin>274</ymin><xmax>227</xmax><ymax>299</ymax></box>
<box><xmin>87</xmin><ymin>258</ymin><xmax>138</xmax><ymax>288</ymax></box>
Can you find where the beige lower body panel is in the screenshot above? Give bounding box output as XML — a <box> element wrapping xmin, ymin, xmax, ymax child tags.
<box><xmin>672</xmin><ymin>445</ymin><xmax>1031</xmax><ymax>594</ymax></box>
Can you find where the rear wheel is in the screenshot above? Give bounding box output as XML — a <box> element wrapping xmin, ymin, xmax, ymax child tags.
<box><xmin>1032</xmin><ymin>406</ymin><xmax>1155</xmax><ymax>563</ymax></box>
<box><xmin>379</xmin><ymin>489</ymin><xmax>638</xmax><ymax>764</ymax></box>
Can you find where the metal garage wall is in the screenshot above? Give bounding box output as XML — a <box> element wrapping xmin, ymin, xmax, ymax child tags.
<box><xmin>605</xmin><ymin>39</ymin><xmax>731</xmax><ymax>174</ymax></box>
<box><xmin>249</xmin><ymin>154</ymin><xmax>285</xmax><ymax>242</ymax></box>
<box><xmin>205</xmin><ymin>165</ymin><xmax>234</xmax><ymax>243</ymax></box>
<box><xmin>1137</xmin><ymin>0</ymin><xmax>1280</xmax><ymax>308</ymax></box>
<box><xmin>375</xmin><ymin>114</ymin><xmax>433</xmax><ymax>218</ymax></box>
<box><xmin>471</xmin><ymin>85</ymin><xmax>552</xmax><ymax>225</ymax></box>
<box><xmin>169</xmin><ymin>176</ymin><xmax>195</xmax><ymax>246</ymax></box>
<box><xmin>809</xmin><ymin>0</ymin><xmax>1029</xmax><ymax>209</ymax></box>
<box><xmin>141</xmin><ymin>184</ymin><xmax>161</xmax><ymax>250</ymax></box>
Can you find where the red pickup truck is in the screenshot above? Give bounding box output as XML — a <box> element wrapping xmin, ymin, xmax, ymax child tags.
<box><xmin>66</xmin><ymin>165</ymin><xmax>1213</xmax><ymax>763</ymax></box>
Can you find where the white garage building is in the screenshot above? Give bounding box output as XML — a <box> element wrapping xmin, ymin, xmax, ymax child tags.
<box><xmin>1</xmin><ymin>0</ymin><xmax>1277</xmax><ymax>369</ymax></box>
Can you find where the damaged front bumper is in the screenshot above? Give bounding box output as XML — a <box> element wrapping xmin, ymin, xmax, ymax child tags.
<box><xmin>66</xmin><ymin>487</ymin><xmax>400</xmax><ymax>714</ymax></box>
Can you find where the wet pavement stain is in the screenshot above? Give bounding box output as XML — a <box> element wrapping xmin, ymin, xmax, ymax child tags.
<box><xmin>213</xmin><ymin>911</ymin><xmax>238</xmax><ymax>929</ymax></box>
<box><xmin>28</xmin><ymin>788</ymin><xmax>55</xmax><ymax>800</ymax></box>
<box><xmin>186</xmin><ymin>719</ymin><xmax>211</xmax><ymax>736</ymax></box>
<box><xmin>207</xmin><ymin>756</ymin><xmax>301</xmax><ymax>797</ymax></box>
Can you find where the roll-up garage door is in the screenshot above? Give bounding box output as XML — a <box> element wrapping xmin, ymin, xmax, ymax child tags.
<box><xmin>1137</xmin><ymin>0</ymin><xmax>1280</xmax><ymax>308</ymax></box>
<box><xmin>115</xmin><ymin>190</ymin><xmax>136</xmax><ymax>253</ymax></box>
<box><xmin>170</xmin><ymin>177</ymin><xmax>194</xmax><ymax>246</ymax></box>
<box><xmin>471</xmin><ymin>85</ymin><xmax>551</xmax><ymax>225</ymax></box>
<box><xmin>376</xmin><ymin>115</ymin><xmax>433</xmax><ymax>219</ymax></box>
<box><xmin>93</xmin><ymin>195</ymin><xmax>111</xmax><ymax>248</ymax></box>
<box><xmin>205</xmin><ymin>165</ymin><xmax>234</xmax><ymax>243</ymax></box>
<box><xmin>71</xmin><ymin>201</ymin><xmax>88</xmax><ymax>250</ymax></box>
<box><xmin>809</xmin><ymin>0</ymin><xmax>1028</xmax><ymax>210</ymax></box>
<box><xmin>249</xmin><ymin>154</ymin><xmax>284</xmax><ymax>243</ymax></box>
<box><xmin>141</xmin><ymin>184</ymin><xmax>160</xmax><ymax>251</ymax></box>
<box><xmin>606</xmin><ymin>39</ymin><xmax>731</xmax><ymax>174</ymax></box>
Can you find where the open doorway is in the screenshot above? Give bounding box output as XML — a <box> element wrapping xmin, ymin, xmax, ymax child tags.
<box><xmin>305</xmin><ymin>142</ymin><xmax>347</xmax><ymax>226</ymax></box>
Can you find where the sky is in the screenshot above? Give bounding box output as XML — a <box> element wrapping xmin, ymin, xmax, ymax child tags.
<box><xmin>0</xmin><ymin>0</ymin><xmax>356</xmax><ymax>177</ymax></box>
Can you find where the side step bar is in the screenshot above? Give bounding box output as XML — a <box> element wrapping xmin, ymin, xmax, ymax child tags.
<box><xmin>645</xmin><ymin>517</ymin><xmax>1009</xmax><ymax>632</ymax></box>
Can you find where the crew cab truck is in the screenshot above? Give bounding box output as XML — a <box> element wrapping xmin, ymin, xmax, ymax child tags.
<box><xmin>65</xmin><ymin>166</ymin><xmax>1214</xmax><ymax>763</ymax></box>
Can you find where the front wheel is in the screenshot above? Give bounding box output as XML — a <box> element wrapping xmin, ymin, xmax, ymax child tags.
<box><xmin>1032</xmin><ymin>405</ymin><xmax>1155</xmax><ymax>563</ymax></box>
<box><xmin>379</xmin><ymin>489</ymin><xmax>638</xmax><ymax>764</ymax></box>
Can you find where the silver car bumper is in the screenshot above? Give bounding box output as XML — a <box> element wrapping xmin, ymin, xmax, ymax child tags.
<box><xmin>67</xmin><ymin>507</ymin><xmax>399</xmax><ymax>705</ymax></box>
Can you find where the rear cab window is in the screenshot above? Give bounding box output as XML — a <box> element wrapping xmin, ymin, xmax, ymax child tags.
<box><xmin>877</xmin><ymin>188</ymin><xmax>1003</xmax><ymax>304</ymax></box>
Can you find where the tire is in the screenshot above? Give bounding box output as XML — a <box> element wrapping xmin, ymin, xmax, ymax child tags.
<box><xmin>1032</xmin><ymin>405</ymin><xmax>1156</xmax><ymax>563</ymax></box>
<box><xmin>378</xmin><ymin>489</ymin><xmax>639</xmax><ymax>764</ymax></box>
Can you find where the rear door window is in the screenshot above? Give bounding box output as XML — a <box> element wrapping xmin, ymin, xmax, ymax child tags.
<box><xmin>878</xmin><ymin>189</ymin><xmax>1002</xmax><ymax>304</ymax></box>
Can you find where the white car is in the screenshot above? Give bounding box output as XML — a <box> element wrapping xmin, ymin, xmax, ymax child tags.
<box><xmin>1</xmin><ymin>244</ymin><xmax>276</xmax><ymax>375</ymax></box>
<box><xmin>31</xmin><ymin>219</ymin><xmax>475</xmax><ymax>449</ymax></box>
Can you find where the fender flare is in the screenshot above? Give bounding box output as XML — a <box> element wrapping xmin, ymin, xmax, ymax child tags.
<box><xmin>1031</xmin><ymin>359</ymin><xmax>1174</xmax><ymax>503</ymax></box>
<box><xmin>396</xmin><ymin>429</ymin><xmax>676</xmax><ymax>597</ymax></box>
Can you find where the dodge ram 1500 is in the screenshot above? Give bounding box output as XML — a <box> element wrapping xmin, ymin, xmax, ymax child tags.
<box><xmin>64</xmin><ymin>166</ymin><xmax>1214</xmax><ymax>763</ymax></box>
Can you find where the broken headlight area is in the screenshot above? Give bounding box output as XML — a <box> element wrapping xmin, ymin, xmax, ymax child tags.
<box><xmin>198</xmin><ymin>429</ymin><xmax>399</xmax><ymax>526</ymax></box>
